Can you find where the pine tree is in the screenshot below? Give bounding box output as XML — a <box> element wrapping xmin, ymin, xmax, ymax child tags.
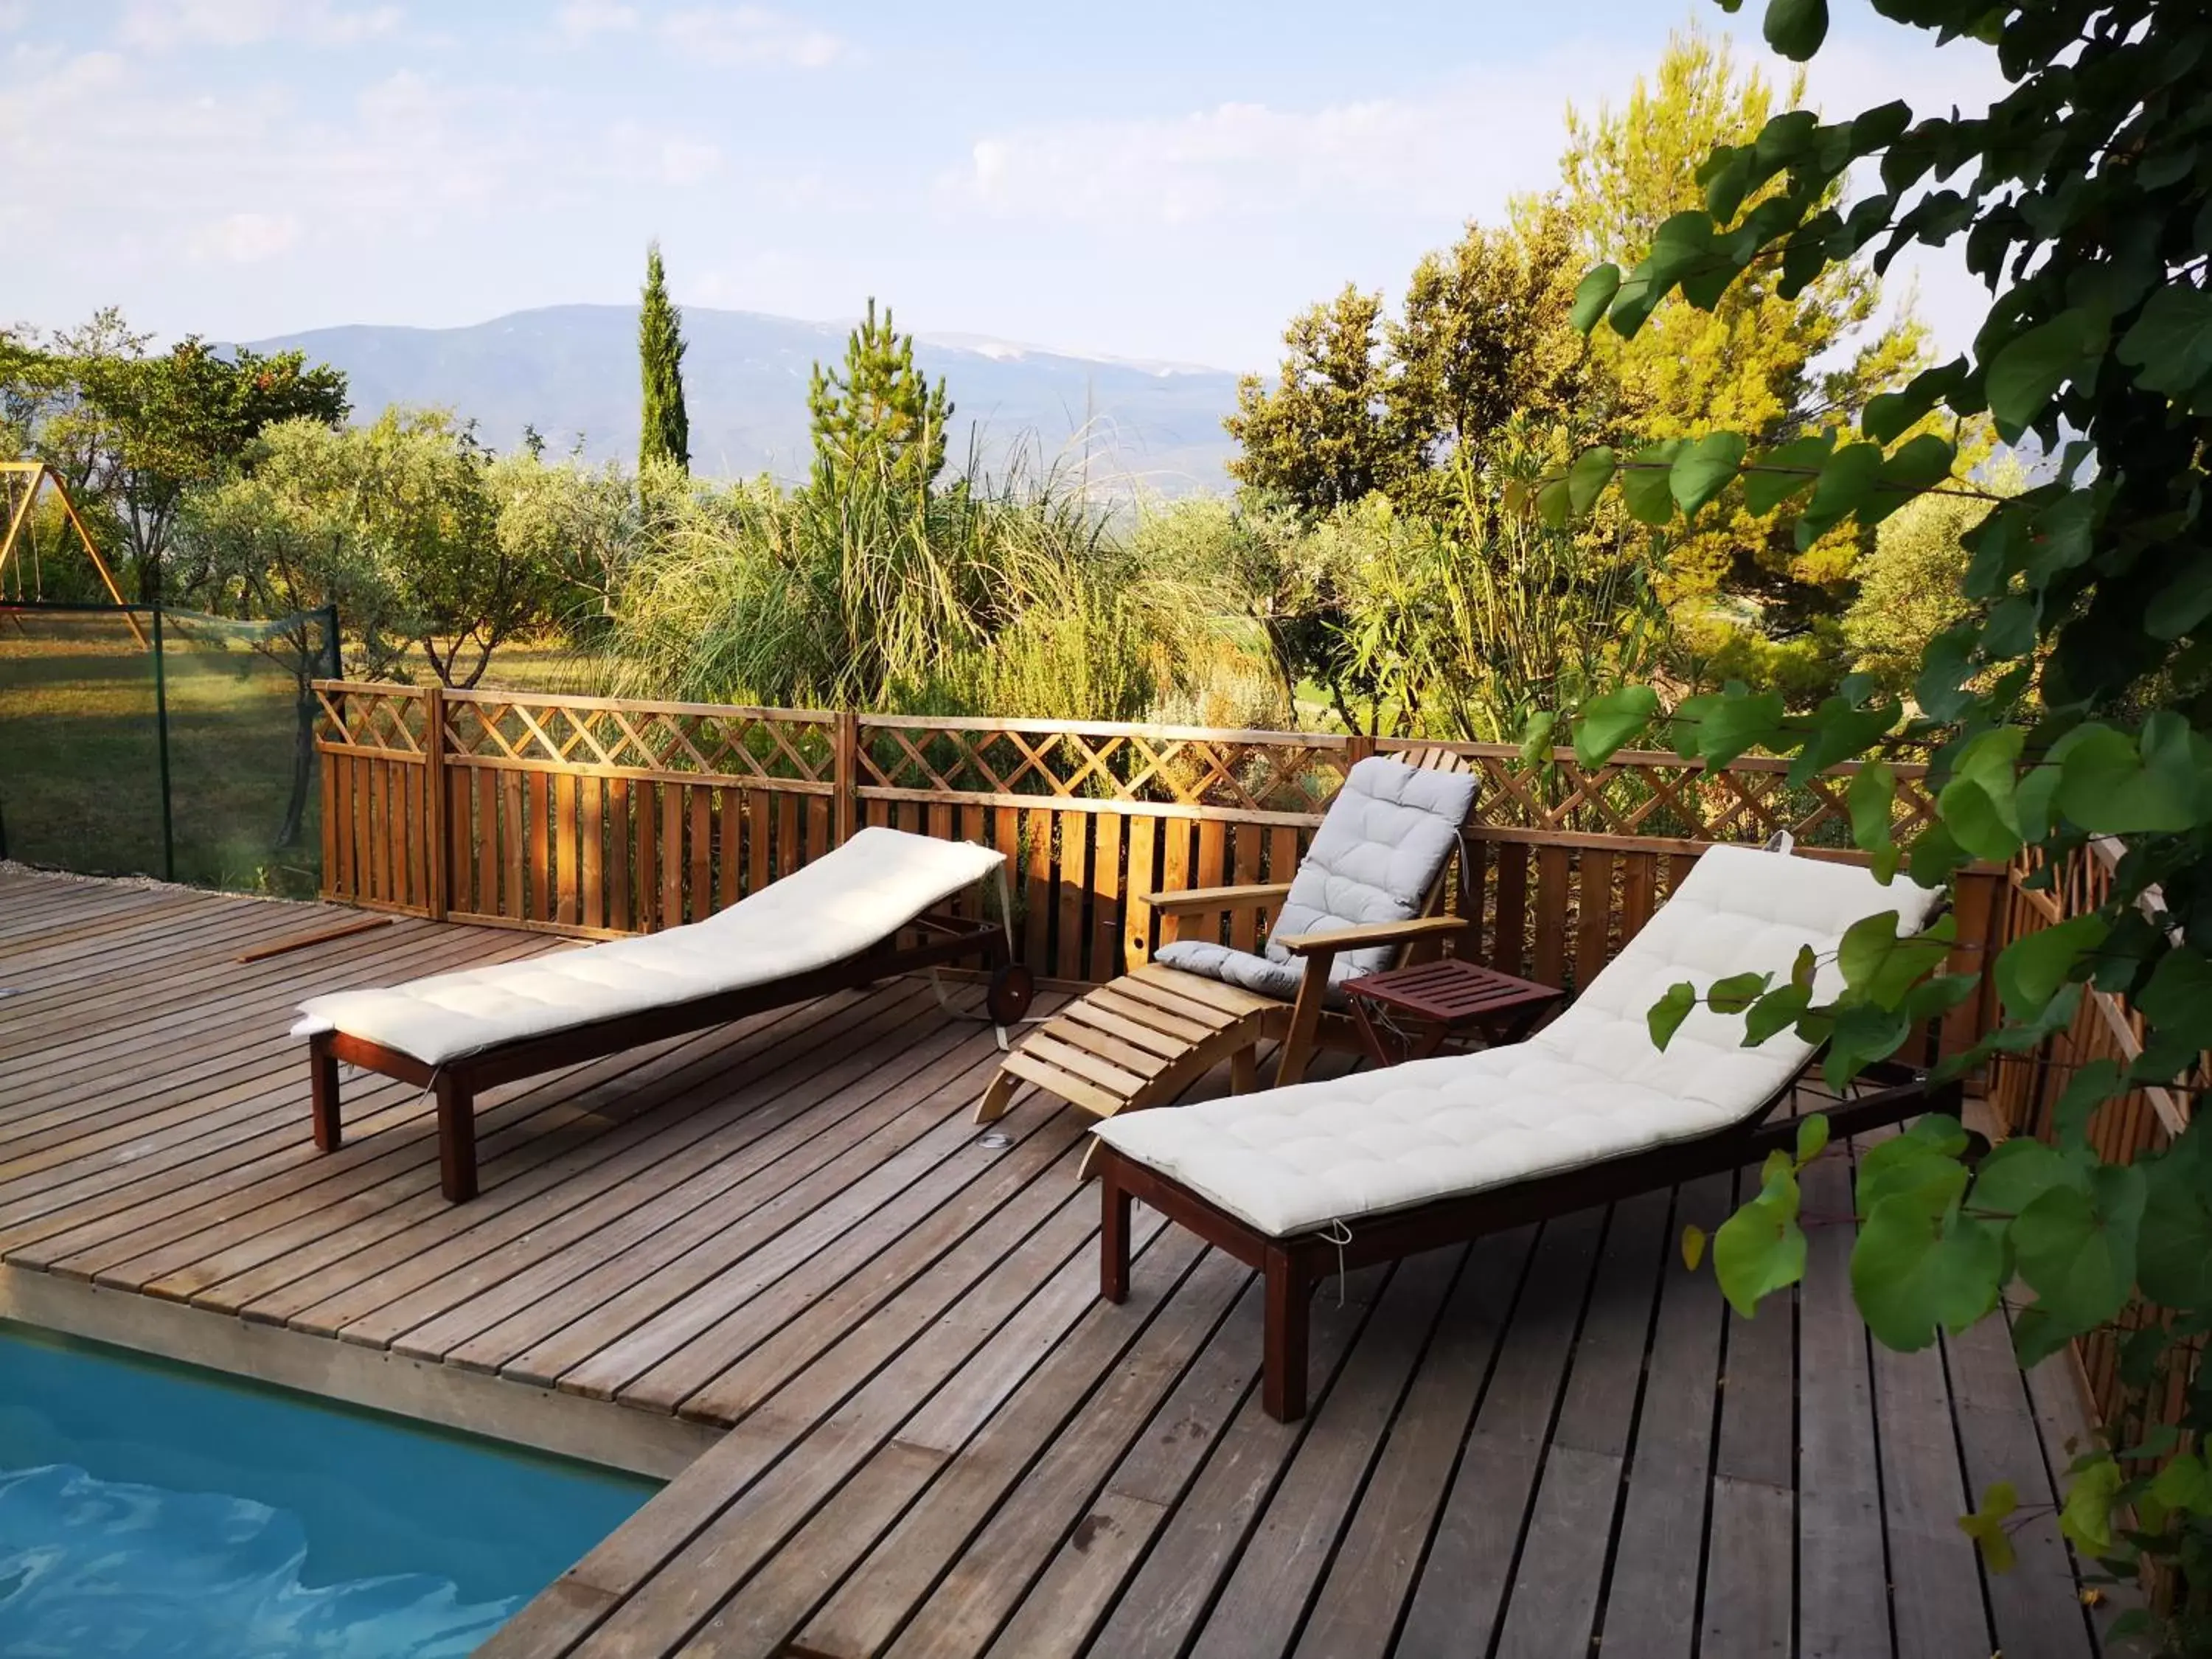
<box><xmin>638</xmin><ymin>241</ymin><xmax>690</xmax><ymax>476</ymax></box>
<box><xmin>806</xmin><ymin>299</ymin><xmax>951</xmax><ymax>495</ymax></box>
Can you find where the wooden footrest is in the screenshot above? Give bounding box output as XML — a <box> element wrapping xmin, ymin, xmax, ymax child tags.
<box><xmin>976</xmin><ymin>964</ymin><xmax>1280</xmax><ymax>1129</ymax></box>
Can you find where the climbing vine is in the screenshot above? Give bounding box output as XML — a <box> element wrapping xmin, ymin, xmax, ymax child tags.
<box><xmin>1533</xmin><ymin>0</ymin><xmax>2212</xmax><ymax>1644</ymax></box>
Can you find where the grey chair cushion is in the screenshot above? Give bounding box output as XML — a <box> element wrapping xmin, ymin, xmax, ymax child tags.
<box><xmin>1152</xmin><ymin>756</ymin><xmax>1478</xmax><ymax>1002</ymax></box>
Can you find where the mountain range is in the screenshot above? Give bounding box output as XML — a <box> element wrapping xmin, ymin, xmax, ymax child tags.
<box><xmin>246</xmin><ymin>305</ymin><xmax>1245</xmax><ymax>491</ymax></box>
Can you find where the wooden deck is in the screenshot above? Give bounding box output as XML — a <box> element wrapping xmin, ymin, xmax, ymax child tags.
<box><xmin>0</xmin><ymin>866</ymin><xmax>2118</xmax><ymax>1658</ymax></box>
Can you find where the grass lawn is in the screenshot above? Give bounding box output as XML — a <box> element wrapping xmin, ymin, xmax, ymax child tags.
<box><xmin>0</xmin><ymin>627</ymin><xmax>617</xmax><ymax>897</ymax></box>
<box><xmin>0</xmin><ymin>620</ymin><xmax>322</xmax><ymax>896</ymax></box>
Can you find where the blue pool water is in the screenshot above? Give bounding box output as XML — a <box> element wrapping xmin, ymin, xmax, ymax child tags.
<box><xmin>0</xmin><ymin>1321</ymin><xmax>658</xmax><ymax>1656</ymax></box>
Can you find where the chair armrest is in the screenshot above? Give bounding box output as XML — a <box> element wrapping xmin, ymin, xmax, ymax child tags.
<box><xmin>1273</xmin><ymin>914</ymin><xmax>1471</xmax><ymax>956</ymax></box>
<box><xmin>1141</xmin><ymin>882</ymin><xmax>1293</xmax><ymax>917</ymax></box>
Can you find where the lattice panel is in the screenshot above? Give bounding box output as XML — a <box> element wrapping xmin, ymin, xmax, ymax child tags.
<box><xmin>857</xmin><ymin>722</ymin><xmax>1350</xmax><ymax>813</ymax></box>
<box><xmin>442</xmin><ymin>694</ymin><xmax>834</xmax><ymax>785</ymax></box>
<box><xmin>315</xmin><ymin>684</ymin><xmax>426</xmax><ymax>754</ymax></box>
<box><xmin>1381</xmin><ymin>742</ymin><xmax>1940</xmax><ymax>849</ymax></box>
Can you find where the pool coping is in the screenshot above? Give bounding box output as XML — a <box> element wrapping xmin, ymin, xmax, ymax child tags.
<box><xmin>0</xmin><ymin>1265</ymin><xmax>718</xmax><ymax>1482</ymax></box>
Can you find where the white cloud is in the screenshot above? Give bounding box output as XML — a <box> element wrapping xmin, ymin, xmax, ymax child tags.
<box><xmin>941</xmin><ymin>74</ymin><xmax>1615</xmax><ymax>229</ymax></box>
<box><xmin>0</xmin><ymin>5</ymin><xmax>29</xmax><ymax>34</ymax></box>
<box><xmin>552</xmin><ymin>0</ymin><xmax>637</xmax><ymax>44</ymax></box>
<box><xmin>939</xmin><ymin>33</ymin><xmax>2011</xmax><ymax>356</ymax></box>
<box><xmin>660</xmin><ymin>6</ymin><xmax>841</xmax><ymax>69</ymax></box>
<box><xmin>117</xmin><ymin>0</ymin><xmax>403</xmax><ymax>50</ymax></box>
<box><xmin>192</xmin><ymin>209</ymin><xmax>298</xmax><ymax>262</ymax></box>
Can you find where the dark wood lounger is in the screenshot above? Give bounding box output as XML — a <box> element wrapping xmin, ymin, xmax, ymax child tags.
<box><xmin>1095</xmin><ymin>1060</ymin><xmax>1962</xmax><ymax>1421</ymax></box>
<box><xmin>310</xmin><ymin>911</ymin><xmax>1015</xmax><ymax>1202</ymax></box>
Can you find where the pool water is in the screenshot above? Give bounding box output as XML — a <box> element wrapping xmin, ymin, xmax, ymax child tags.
<box><xmin>0</xmin><ymin>1321</ymin><xmax>658</xmax><ymax>1657</ymax></box>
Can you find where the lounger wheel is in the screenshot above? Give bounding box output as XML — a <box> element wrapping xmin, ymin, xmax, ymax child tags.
<box><xmin>985</xmin><ymin>962</ymin><xmax>1036</xmax><ymax>1026</ymax></box>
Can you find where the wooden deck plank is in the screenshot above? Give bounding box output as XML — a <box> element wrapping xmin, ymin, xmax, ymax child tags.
<box><xmin>1079</xmin><ymin>1265</ymin><xmax>1393</xmax><ymax>1658</ymax></box>
<box><xmin>712</xmin><ymin>1245</ymin><xmax>1249</xmax><ymax>1659</ymax></box>
<box><xmin>1489</xmin><ymin>1189</ymin><xmax>1671</xmax><ymax>1659</ymax></box>
<box><xmin>1945</xmin><ymin>1305</ymin><xmax>2097</xmax><ymax>1659</ymax></box>
<box><xmin>1293</xmin><ymin>1231</ymin><xmax>1531</xmax><ymax>1659</ymax></box>
<box><xmin>1593</xmin><ymin>1173</ymin><xmax>1733</xmax><ymax>1659</ymax></box>
<box><xmin>1797</xmin><ymin>1144</ymin><xmax>1893</xmax><ymax>1659</ymax></box>
<box><xmin>1188</xmin><ymin>1249</ymin><xmax>1466</xmax><ymax>1659</ymax></box>
<box><xmin>1394</xmin><ymin>1207</ymin><xmax>1604</xmax><ymax>1656</ymax></box>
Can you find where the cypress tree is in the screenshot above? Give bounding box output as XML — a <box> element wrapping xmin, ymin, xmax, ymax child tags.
<box><xmin>638</xmin><ymin>240</ymin><xmax>690</xmax><ymax>475</ymax></box>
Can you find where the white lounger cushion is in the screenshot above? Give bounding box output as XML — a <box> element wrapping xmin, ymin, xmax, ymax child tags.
<box><xmin>1091</xmin><ymin>844</ymin><xmax>1944</xmax><ymax>1238</ymax></box>
<box><xmin>292</xmin><ymin>827</ymin><xmax>1004</xmax><ymax>1067</ymax></box>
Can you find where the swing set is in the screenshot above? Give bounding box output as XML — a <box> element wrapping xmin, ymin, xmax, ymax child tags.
<box><xmin>0</xmin><ymin>459</ymin><xmax>147</xmax><ymax>646</ymax></box>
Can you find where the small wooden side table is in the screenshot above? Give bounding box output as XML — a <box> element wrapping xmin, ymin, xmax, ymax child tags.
<box><xmin>1342</xmin><ymin>958</ymin><xmax>1565</xmax><ymax>1068</ymax></box>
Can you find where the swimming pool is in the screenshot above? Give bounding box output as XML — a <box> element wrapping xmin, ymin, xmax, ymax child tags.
<box><xmin>0</xmin><ymin>1321</ymin><xmax>658</xmax><ymax>1656</ymax></box>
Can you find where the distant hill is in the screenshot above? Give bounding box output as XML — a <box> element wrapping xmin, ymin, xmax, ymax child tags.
<box><xmin>246</xmin><ymin>305</ymin><xmax>1243</xmax><ymax>493</ymax></box>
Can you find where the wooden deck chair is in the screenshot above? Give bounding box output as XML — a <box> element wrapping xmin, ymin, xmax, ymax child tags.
<box><xmin>975</xmin><ymin>755</ymin><xmax>1480</xmax><ymax>1166</ymax></box>
<box><xmin>1088</xmin><ymin>843</ymin><xmax>1955</xmax><ymax>1419</ymax></box>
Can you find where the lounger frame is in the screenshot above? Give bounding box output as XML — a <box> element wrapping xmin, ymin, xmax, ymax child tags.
<box><xmin>310</xmin><ymin>910</ymin><xmax>1009</xmax><ymax>1201</ymax></box>
<box><xmin>1096</xmin><ymin>1060</ymin><xmax>1962</xmax><ymax>1421</ymax></box>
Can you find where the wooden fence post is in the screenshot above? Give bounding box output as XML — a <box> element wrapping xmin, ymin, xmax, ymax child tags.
<box><xmin>422</xmin><ymin>681</ymin><xmax>448</xmax><ymax>922</ymax></box>
<box><xmin>834</xmin><ymin>710</ymin><xmax>859</xmax><ymax>845</ymax></box>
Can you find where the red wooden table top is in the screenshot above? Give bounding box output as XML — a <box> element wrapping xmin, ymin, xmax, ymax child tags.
<box><xmin>1340</xmin><ymin>957</ymin><xmax>1563</xmax><ymax>1024</ymax></box>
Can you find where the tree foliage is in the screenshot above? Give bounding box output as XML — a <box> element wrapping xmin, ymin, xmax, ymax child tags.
<box><xmin>806</xmin><ymin>299</ymin><xmax>952</xmax><ymax>497</ymax></box>
<box><xmin>638</xmin><ymin>241</ymin><xmax>691</xmax><ymax>476</ymax></box>
<box><xmin>1556</xmin><ymin>28</ymin><xmax>1928</xmax><ymax>653</ymax></box>
<box><xmin>1545</xmin><ymin>0</ymin><xmax>2212</xmax><ymax>1641</ymax></box>
<box><xmin>7</xmin><ymin>310</ymin><xmax>349</xmax><ymax>600</ymax></box>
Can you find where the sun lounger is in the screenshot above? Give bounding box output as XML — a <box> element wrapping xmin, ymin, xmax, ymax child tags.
<box><xmin>294</xmin><ymin>827</ymin><xmax>1012</xmax><ymax>1200</ymax></box>
<box><xmin>975</xmin><ymin>756</ymin><xmax>1481</xmax><ymax>1166</ymax></box>
<box><xmin>1088</xmin><ymin>842</ymin><xmax>1955</xmax><ymax>1419</ymax></box>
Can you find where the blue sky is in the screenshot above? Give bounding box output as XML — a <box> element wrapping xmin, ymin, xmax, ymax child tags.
<box><xmin>5</xmin><ymin>1</ymin><xmax>2005</xmax><ymax>369</ymax></box>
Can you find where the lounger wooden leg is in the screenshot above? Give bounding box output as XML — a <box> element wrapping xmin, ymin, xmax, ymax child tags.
<box><xmin>975</xmin><ymin>1068</ymin><xmax>1018</xmax><ymax>1124</ymax></box>
<box><xmin>436</xmin><ymin>1074</ymin><xmax>478</xmax><ymax>1203</ymax></box>
<box><xmin>310</xmin><ymin>1034</ymin><xmax>341</xmax><ymax>1152</ymax></box>
<box><xmin>1262</xmin><ymin>1244</ymin><xmax>1310</xmax><ymax>1422</ymax></box>
<box><xmin>1101</xmin><ymin>1166</ymin><xmax>1132</xmax><ymax>1304</ymax></box>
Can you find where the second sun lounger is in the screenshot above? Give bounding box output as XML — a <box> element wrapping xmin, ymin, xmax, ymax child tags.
<box><xmin>293</xmin><ymin>827</ymin><xmax>1013</xmax><ymax>1200</ymax></box>
<box><xmin>1088</xmin><ymin>843</ymin><xmax>1956</xmax><ymax>1419</ymax></box>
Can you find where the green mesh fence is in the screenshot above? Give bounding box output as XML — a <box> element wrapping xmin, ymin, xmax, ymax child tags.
<box><xmin>0</xmin><ymin>603</ymin><xmax>339</xmax><ymax>897</ymax></box>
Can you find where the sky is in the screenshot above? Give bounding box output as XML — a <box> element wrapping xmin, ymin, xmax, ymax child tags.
<box><xmin>3</xmin><ymin>0</ymin><xmax>2010</xmax><ymax>372</ymax></box>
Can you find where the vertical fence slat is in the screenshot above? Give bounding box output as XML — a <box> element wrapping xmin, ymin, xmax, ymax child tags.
<box><xmin>748</xmin><ymin>791</ymin><xmax>772</xmax><ymax>895</ymax></box>
<box><xmin>1574</xmin><ymin>849</ymin><xmax>1613</xmax><ymax>993</ymax></box>
<box><xmin>1492</xmin><ymin>842</ymin><xmax>1528</xmax><ymax>978</ymax></box>
<box><xmin>580</xmin><ymin>778</ymin><xmax>605</xmax><ymax>931</ymax></box>
<box><xmin>634</xmin><ymin>783</ymin><xmax>658</xmax><ymax>930</ymax></box>
<box><xmin>501</xmin><ymin>771</ymin><xmax>525</xmax><ymax>921</ymax></box>
<box><xmin>717</xmin><ymin>789</ymin><xmax>742</xmax><ymax>912</ymax></box>
<box><xmin>1055</xmin><ymin>811</ymin><xmax>1088</xmax><ymax>978</ymax></box>
<box><xmin>662</xmin><ymin>784</ymin><xmax>685</xmax><ymax>925</ymax></box>
<box><xmin>1124</xmin><ymin>816</ymin><xmax>1158</xmax><ymax>967</ymax></box>
<box><xmin>1224</xmin><ymin>824</ymin><xmax>1259</xmax><ymax>953</ymax></box>
<box><xmin>333</xmin><ymin>757</ymin><xmax>356</xmax><ymax>903</ymax></box>
<box><xmin>776</xmin><ymin>793</ymin><xmax>799</xmax><ymax>883</ymax></box>
<box><xmin>1531</xmin><ymin>845</ymin><xmax>1569</xmax><ymax>989</ymax></box>
<box><xmin>554</xmin><ymin>773</ymin><xmax>580</xmax><ymax>928</ymax></box>
<box><xmin>1091</xmin><ymin>813</ymin><xmax>1123</xmax><ymax>982</ymax></box>
<box><xmin>690</xmin><ymin>787</ymin><xmax>713</xmax><ymax>922</ymax></box>
<box><xmin>526</xmin><ymin>771</ymin><xmax>552</xmax><ymax>925</ymax></box>
<box><xmin>608</xmin><ymin>779</ymin><xmax>633</xmax><ymax>931</ymax></box>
